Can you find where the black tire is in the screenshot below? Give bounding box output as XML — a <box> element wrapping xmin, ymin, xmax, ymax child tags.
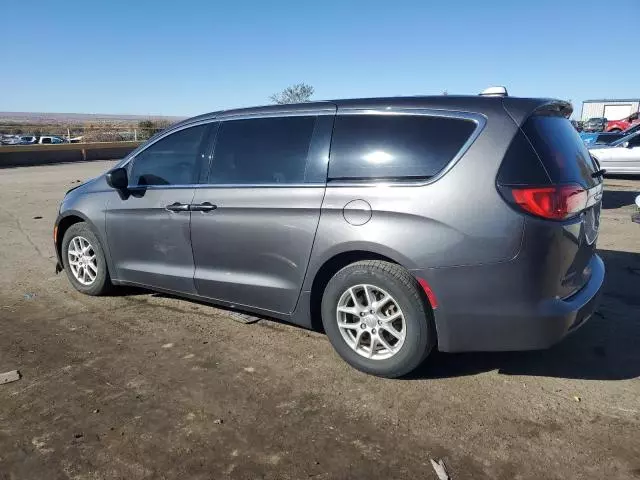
<box><xmin>61</xmin><ymin>222</ymin><xmax>112</xmax><ymax>296</ymax></box>
<box><xmin>321</xmin><ymin>260</ymin><xmax>435</xmax><ymax>378</ymax></box>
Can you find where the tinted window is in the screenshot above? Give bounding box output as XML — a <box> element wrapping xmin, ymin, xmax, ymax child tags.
<box><xmin>130</xmin><ymin>124</ymin><xmax>208</xmax><ymax>186</ymax></box>
<box><xmin>627</xmin><ymin>134</ymin><xmax>640</xmax><ymax>148</ymax></box>
<box><xmin>209</xmin><ymin>116</ymin><xmax>316</xmax><ymax>184</ymax></box>
<box><xmin>41</xmin><ymin>137</ymin><xmax>52</xmax><ymax>144</ymax></box>
<box><xmin>522</xmin><ymin>116</ymin><xmax>598</xmax><ymax>188</ymax></box>
<box><xmin>328</xmin><ymin>114</ymin><xmax>476</xmax><ymax>180</ymax></box>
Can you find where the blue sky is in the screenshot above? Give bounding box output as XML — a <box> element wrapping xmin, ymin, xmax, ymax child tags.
<box><xmin>2</xmin><ymin>0</ymin><xmax>638</xmax><ymax>118</ymax></box>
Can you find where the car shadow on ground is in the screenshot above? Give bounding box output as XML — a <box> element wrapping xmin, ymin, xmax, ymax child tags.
<box><xmin>110</xmin><ymin>250</ymin><xmax>640</xmax><ymax>382</ymax></box>
<box><xmin>410</xmin><ymin>249</ymin><xmax>640</xmax><ymax>381</ymax></box>
<box><xmin>602</xmin><ymin>189</ymin><xmax>638</xmax><ymax>209</ymax></box>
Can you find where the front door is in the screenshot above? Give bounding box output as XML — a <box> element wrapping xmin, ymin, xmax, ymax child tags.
<box><xmin>106</xmin><ymin>123</ymin><xmax>212</xmax><ymax>293</ymax></box>
<box><xmin>190</xmin><ymin>113</ymin><xmax>334</xmax><ymax>314</ymax></box>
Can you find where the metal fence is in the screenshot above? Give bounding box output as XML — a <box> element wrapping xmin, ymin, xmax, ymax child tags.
<box><xmin>0</xmin><ymin>123</ymin><xmax>173</xmax><ymax>145</ymax></box>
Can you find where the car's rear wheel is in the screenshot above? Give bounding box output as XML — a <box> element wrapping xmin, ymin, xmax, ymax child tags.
<box><xmin>321</xmin><ymin>260</ymin><xmax>435</xmax><ymax>378</ymax></box>
<box><xmin>61</xmin><ymin>222</ymin><xmax>112</xmax><ymax>296</ymax></box>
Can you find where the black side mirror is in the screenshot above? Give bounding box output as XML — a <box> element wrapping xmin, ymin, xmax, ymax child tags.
<box><xmin>106</xmin><ymin>167</ymin><xmax>128</xmax><ymax>190</ymax></box>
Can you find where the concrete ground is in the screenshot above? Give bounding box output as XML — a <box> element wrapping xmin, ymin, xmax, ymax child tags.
<box><xmin>0</xmin><ymin>161</ymin><xmax>639</xmax><ymax>480</ymax></box>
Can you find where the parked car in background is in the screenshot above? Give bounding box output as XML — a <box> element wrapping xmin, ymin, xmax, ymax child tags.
<box><xmin>605</xmin><ymin>112</ymin><xmax>640</xmax><ymax>132</ymax></box>
<box><xmin>583</xmin><ymin>117</ymin><xmax>607</xmax><ymax>132</ymax></box>
<box><xmin>53</xmin><ymin>91</ymin><xmax>604</xmax><ymax>378</ymax></box>
<box><xmin>581</xmin><ymin>123</ymin><xmax>640</xmax><ymax>146</ymax></box>
<box><xmin>571</xmin><ymin>120</ymin><xmax>583</xmax><ymax>132</ymax></box>
<box><xmin>1</xmin><ymin>134</ymin><xmax>21</xmax><ymax>145</ymax></box>
<box><xmin>19</xmin><ymin>135</ymin><xmax>37</xmax><ymax>144</ymax></box>
<box><xmin>633</xmin><ymin>195</ymin><xmax>640</xmax><ymax>224</ymax></box>
<box><xmin>38</xmin><ymin>135</ymin><xmax>67</xmax><ymax>144</ymax></box>
<box><xmin>589</xmin><ymin>130</ymin><xmax>640</xmax><ymax>175</ymax></box>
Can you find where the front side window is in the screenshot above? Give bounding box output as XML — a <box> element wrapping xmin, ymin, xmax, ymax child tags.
<box><xmin>208</xmin><ymin>116</ymin><xmax>316</xmax><ymax>185</ymax></box>
<box><xmin>130</xmin><ymin>124</ymin><xmax>208</xmax><ymax>186</ymax></box>
<box><xmin>328</xmin><ymin>114</ymin><xmax>477</xmax><ymax>180</ymax></box>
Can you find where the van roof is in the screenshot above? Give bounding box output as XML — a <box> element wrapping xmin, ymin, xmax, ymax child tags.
<box><xmin>174</xmin><ymin>95</ymin><xmax>568</xmax><ymax>130</ymax></box>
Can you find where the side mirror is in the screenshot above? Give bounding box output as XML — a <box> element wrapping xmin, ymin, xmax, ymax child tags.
<box><xmin>106</xmin><ymin>167</ymin><xmax>128</xmax><ymax>190</ymax></box>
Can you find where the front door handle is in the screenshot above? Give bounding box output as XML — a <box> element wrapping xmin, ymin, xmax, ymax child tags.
<box><xmin>190</xmin><ymin>202</ymin><xmax>217</xmax><ymax>212</ymax></box>
<box><xmin>165</xmin><ymin>202</ymin><xmax>190</xmax><ymax>212</ymax></box>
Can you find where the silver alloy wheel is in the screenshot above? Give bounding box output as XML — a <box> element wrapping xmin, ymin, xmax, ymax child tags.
<box><xmin>67</xmin><ymin>235</ymin><xmax>98</xmax><ymax>286</ymax></box>
<box><xmin>336</xmin><ymin>284</ymin><xmax>406</xmax><ymax>360</ymax></box>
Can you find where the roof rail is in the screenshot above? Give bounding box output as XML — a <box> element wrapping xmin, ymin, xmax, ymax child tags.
<box><xmin>480</xmin><ymin>86</ymin><xmax>508</xmax><ymax>97</ymax></box>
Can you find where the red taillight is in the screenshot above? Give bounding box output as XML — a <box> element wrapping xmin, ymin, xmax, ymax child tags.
<box><xmin>510</xmin><ymin>185</ymin><xmax>588</xmax><ymax>220</ymax></box>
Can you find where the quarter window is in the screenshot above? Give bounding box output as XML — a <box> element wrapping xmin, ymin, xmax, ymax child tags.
<box><xmin>130</xmin><ymin>124</ymin><xmax>208</xmax><ymax>186</ymax></box>
<box><xmin>208</xmin><ymin>116</ymin><xmax>316</xmax><ymax>185</ymax></box>
<box><xmin>328</xmin><ymin>114</ymin><xmax>477</xmax><ymax>180</ymax></box>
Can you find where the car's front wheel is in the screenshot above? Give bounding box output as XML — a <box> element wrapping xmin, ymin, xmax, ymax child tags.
<box><xmin>321</xmin><ymin>260</ymin><xmax>435</xmax><ymax>378</ymax></box>
<box><xmin>61</xmin><ymin>222</ymin><xmax>112</xmax><ymax>296</ymax></box>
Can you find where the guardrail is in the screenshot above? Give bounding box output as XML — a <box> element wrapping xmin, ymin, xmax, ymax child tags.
<box><xmin>0</xmin><ymin>141</ymin><xmax>142</xmax><ymax>168</ymax></box>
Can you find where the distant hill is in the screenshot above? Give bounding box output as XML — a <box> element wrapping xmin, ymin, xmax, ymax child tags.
<box><xmin>0</xmin><ymin>111</ymin><xmax>186</xmax><ymax>125</ymax></box>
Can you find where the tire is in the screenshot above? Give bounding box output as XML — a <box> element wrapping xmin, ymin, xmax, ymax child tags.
<box><xmin>608</xmin><ymin>128</ymin><xmax>621</xmax><ymax>133</ymax></box>
<box><xmin>61</xmin><ymin>222</ymin><xmax>112</xmax><ymax>296</ymax></box>
<box><xmin>321</xmin><ymin>260</ymin><xmax>435</xmax><ymax>378</ymax></box>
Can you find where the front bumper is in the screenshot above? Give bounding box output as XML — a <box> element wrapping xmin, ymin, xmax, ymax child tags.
<box><xmin>413</xmin><ymin>254</ymin><xmax>605</xmax><ymax>352</ymax></box>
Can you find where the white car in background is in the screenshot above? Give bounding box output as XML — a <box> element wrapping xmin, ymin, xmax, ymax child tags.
<box><xmin>589</xmin><ymin>131</ymin><xmax>640</xmax><ymax>175</ymax></box>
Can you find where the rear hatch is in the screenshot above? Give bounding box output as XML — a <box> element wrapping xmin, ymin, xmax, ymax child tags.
<box><xmin>498</xmin><ymin>109</ymin><xmax>603</xmax><ymax>299</ymax></box>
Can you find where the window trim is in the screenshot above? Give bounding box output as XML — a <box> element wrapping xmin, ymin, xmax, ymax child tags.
<box><xmin>327</xmin><ymin>108</ymin><xmax>487</xmax><ymax>188</ymax></box>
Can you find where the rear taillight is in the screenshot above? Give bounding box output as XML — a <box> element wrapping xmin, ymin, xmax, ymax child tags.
<box><xmin>508</xmin><ymin>185</ymin><xmax>588</xmax><ymax>220</ymax></box>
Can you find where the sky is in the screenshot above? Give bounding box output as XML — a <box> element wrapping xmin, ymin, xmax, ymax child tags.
<box><xmin>2</xmin><ymin>0</ymin><xmax>638</xmax><ymax>118</ymax></box>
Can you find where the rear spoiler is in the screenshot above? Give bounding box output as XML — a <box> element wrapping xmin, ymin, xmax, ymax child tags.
<box><xmin>530</xmin><ymin>101</ymin><xmax>573</xmax><ymax>118</ymax></box>
<box><xmin>502</xmin><ymin>98</ymin><xmax>573</xmax><ymax>125</ymax></box>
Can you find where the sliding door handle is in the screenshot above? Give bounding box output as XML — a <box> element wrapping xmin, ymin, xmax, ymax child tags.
<box><xmin>190</xmin><ymin>202</ymin><xmax>217</xmax><ymax>212</ymax></box>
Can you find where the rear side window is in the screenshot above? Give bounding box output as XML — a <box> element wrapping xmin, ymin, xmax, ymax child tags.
<box><xmin>209</xmin><ymin>116</ymin><xmax>316</xmax><ymax>185</ymax></box>
<box><xmin>522</xmin><ymin>116</ymin><xmax>598</xmax><ymax>188</ymax></box>
<box><xmin>328</xmin><ymin>114</ymin><xmax>477</xmax><ymax>180</ymax></box>
<box><xmin>130</xmin><ymin>124</ymin><xmax>208</xmax><ymax>186</ymax></box>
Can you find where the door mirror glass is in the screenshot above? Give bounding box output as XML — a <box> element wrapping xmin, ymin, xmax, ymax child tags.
<box><xmin>106</xmin><ymin>167</ymin><xmax>128</xmax><ymax>189</ymax></box>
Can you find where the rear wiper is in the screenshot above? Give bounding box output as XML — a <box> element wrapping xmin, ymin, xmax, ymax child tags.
<box><xmin>591</xmin><ymin>169</ymin><xmax>606</xmax><ymax>178</ymax></box>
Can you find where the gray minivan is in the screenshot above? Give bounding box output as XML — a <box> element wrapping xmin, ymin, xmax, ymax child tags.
<box><xmin>54</xmin><ymin>92</ymin><xmax>604</xmax><ymax>377</ymax></box>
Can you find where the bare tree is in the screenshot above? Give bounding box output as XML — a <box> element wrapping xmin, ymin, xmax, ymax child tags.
<box><xmin>270</xmin><ymin>83</ymin><xmax>315</xmax><ymax>104</ymax></box>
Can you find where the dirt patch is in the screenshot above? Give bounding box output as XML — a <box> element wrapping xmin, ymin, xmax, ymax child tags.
<box><xmin>0</xmin><ymin>164</ymin><xmax>639</xmax><ymax>479</ymax></box>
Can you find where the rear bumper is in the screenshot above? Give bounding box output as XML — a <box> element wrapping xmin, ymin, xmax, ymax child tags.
<box><xmin>414</xmin><ymin>254</ymin><xmax>605</xmax><ymax>352</ymax></box>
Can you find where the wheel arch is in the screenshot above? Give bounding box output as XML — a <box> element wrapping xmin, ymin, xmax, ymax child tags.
<box><xmin>55</xmin><ymin>211</ymin><xmax>112</xmax><ymax>275</ymax></box>
<box><xmin>307</xmin><ymin>249</ymin><xmax>407</xmax><ymax>332</ymax></box>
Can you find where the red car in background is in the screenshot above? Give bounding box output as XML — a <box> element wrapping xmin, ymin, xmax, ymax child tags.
<box><xmin>606</xmin><ymin>112</ymin><xmax>640</xmax><ymax>132</ymax></box>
